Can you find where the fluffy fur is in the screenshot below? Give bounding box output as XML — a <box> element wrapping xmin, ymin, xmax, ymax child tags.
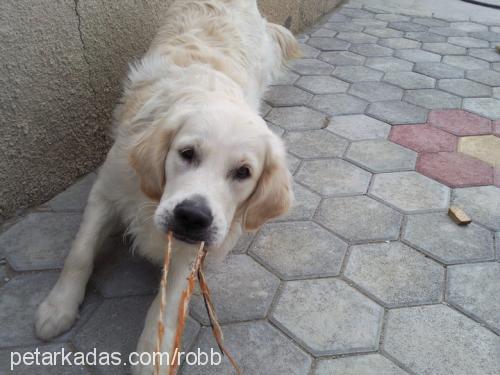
<box><xmin>35</xmin><ymin>0</ymin><xmax>298</xmax><ymax>373</ymax></box>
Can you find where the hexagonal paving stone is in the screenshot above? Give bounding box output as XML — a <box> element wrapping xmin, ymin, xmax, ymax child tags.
<box><xmin>284</xmin><ymin>130</ymin><xmax>349</xmax><ymax>159</ymax></box>
<box><xmin>345</xmin><ymin>241</ymin><xmax>444</xmax><ymax>307</ymax></box>
<box><xmin>370</xmin><ymin>171</ymin><xmax>450</xmax><ymax>212</ymax></box>
<box><xmin>349</xmin><ymin>44</ymin><xmax>393</xmax><ymax>57</ymax></box>
<box><xmin>395</xmin><ymin>49</ymin><xmax>441</xmax><ymax>62</ymax></box>
<box><xmin>404</xmin><ymin>89</ymin><xmax>461</xmax><ymax>110</ymax></box>
<box><xmin>390</xmin><ymin>124</ymin><xmax>458</xmax><ymax>152</ymax></box>
<box><xmin>324</xmin><ymin>22</ymin><xmax>364</xmax><ymax>32</ymax></box>
<box><xmin>266</xmin><ymin>106</ymin><xmax>327</xmax><ymax>131</ymax></box>
<box><xmin>450</xmin><ymin>21</ymin><xmax>488</xmax><ymax>32</ymax></box>
<box><xmin>365</xmin><ymin>27</ymin><xmax>404</xmax><ymax>38</ymax></box>
<box><xmin>299</xmin><ymin>43</ymin><xmax>320</xmax><ymax>58</ymax></box>
<box><xmin>428</xmin><ymin>108</ymin><xmax>492</xmax><ymax>135</ymax></box>
<box><xmin>403</xmin><ymin>212</ymin><xmax>495</xmax><ymax>264</ymax></box>
<box><xmin>429</xmin><ymin>27</ymin><xmax>468</xmax><ymax>37</ymax></box>
<box><xmin>0</xmin><ymin>212</ymin><xmax>82</xmax><ymax>271</ymax></box>
<box><xmin>319</xmin><ymin>50</ymin><xmax>365</xmax><ymax>65</ymax></box>
<box><xmin>417</xmin><ymin>152</ymin><xmax>494</xmax><ymax>188</ymax></box>
<box><xmin>332</xmin><ymin>66</ymin><xmax>384</xmax><ymax>82</ymax></box>
<box><xmin>412</xmin><ymin>17</ymin><xmax>449</xmax><ymax>28</ymax></box>
<box><xmin>414</xmin><ymin>62</ymin><xmax>464</xmax><ymax>79</ymax></box>
<box><xmin>337</xmin><ymin>32</ymin><xmax>378</xmax><ymax>44</ymax></box>
<box><xmin>267</xmin><ymin>121</ymin><xmax>284</xmax><ymax>137</ymax></box>
<box><xmin>448</xmin><ymin>36</ymin><xmax>489</xmax><ymax>48</ymax></box>
<box><xmin>250</xmin><ymin>221</ymin><xmax>347</xmax><ymax>279</ymax></box>
<box><xmin>307</xmin><ymin>37</ymin><xmax>351</xmax><ymax>51</ymax></box>
<box><xmin>365</xmin><ymin>56</ymin><xmax>414</xmax><ymax>72</ymax></box>
<box><xmin>295</xmin><ymin>76</ymin><xmax>349</xmax><ymax>95</ymax></box>
<box><xmin>405</xmin><ymin>31</ymin><xmax>446</xmax><ymax>43</ymax></box>
<box><xmin>438</xmin><ymin>79</ymin><xmax>491</xmax><ymax>97</ymax></box>
<box><xmin>349</xmin><ymin>82</ymin><xmax>403</xmax><ymax>102</ymax></box>
<box><xmin>190</xmin><ymin>254</ymin><xmax>279</xmax><ymax>324</ymax></box>
<box><xmin>367</xmin><ymin>101</ymin><xmax>428</xmax><ymax>124</ymax></box>
<box><xmin>277</xmin><ymin>182</ymin><xmax>321</xmax><ymax>221</ymax></box>
<box><xmin>327</xmin><ymin>114</ymin><xmax>390</xmax><ymax>140</ymax></box>
<box><xmin>442</xmin><ymin>55</ymin><xmax>490</xmax><ymax>70</ymax></box>
<box><xmin>459</xmin><ymin>135</ymin><xmax>500</xmax><ymax>167</ymax></box>
<box><xmin>447</xmin><ymin>262</ymin><xmax>500</xmax><ymax>333</ymax></box>
<box><xmin>379</xmin><ymin>37</ymin><xmax>421</xmax><ymax>49</ymax></box>
<box><xmin>346</xmin><ymin>139</ymin><xmax>417</xmax><ymax>172</ymax></box>
<box><xmin>264</xmin><ymin>85</ymin><xmax>312</xmax><ymax>106</ymax></box>
<box><xmin>376</xmin><ymin>14</ymin><xmax>410</xmax><ymax>22</ymax></box>
<box><xmin>310</xmin><ymin>28</ymin><xmax>337</xmax><ymax>38</ymax></box>
<box><xmin>352</xmin><ymin>19</ymin><xmax>388</xmax><ymax>28</ymax></box>
<box><xmin>310</xmin><ymin>94</ymin><xmax>368</xmax><ymax>115</ymax></box>
<box><xmin>315</xmin><ymin>196</ymin><xmax>402</xmax><ymax>242</ymax></box>
<box><xmin>296</xmin><ymin>159</ymin><xmax>371</xmax><ymax>196</ymax></box>
<box><xmin>183</xmin><ymin>321</ymin><xmax>312</xmax><ymax>375</ymax></box>
<box><xmin>287</xmin><ymin>153</ymin><xmax>301</xmax><ymax>174</ymax></box>
<box><xmin>468</xmin><ymin>48</ymin><xmax>500</xmax><ymax>63</ymax></box>
<box><xmin>463</xmin><ymin>98</ymin><xmax>500</xmax><ymax>120</ymax></box>
<box><xmin>273</xmin><ymin>70</ymin><xmax>300</xmax><ymax>85</ymax></box>
<box><xmin>452</xmin><ymin>186</ymin><xmax>500</xmax><ymax>230</ymax></box>
<box><xmin>389</xmin><ymin>22</ymin><xmax>428</xmax><ymax>32</ymax></box>
<box><xmin>470</xmin><ymin>31</ymin><xmax>500</xmax><ymax>42</ymax></box>
<box><xmin>384</xmin><ymin>305</ymin><xmax>500</xmax><ymax>375</ymax></box>
<box><xmin>421</xmin><ymin>42</ymin><xmax>466</xmax><ymax>55</ymax></box>
<box><xmin>382</xmin><ymin>71</ymin><xmax>435</xmax><ymax>89</ymax></box>
<box><xmin>232</xmin><ymin>231</ymin><xmax>257</xmax><ymax>254</ymax></box>
<box><xmin>288</xmin><ymin>58</ymin><xmax>334</xmax><ymax>75</ymax></box>
<box><xmin>45</xmin><ymin>173</ymin><xmax>96</xmax><ymax>211</ymax></box>
<box><xmin>339</xmin><ymin>8</ymin><xmax>375</xmax><ymax>19</ymax></box>
<box><xmin>271</xmin><ymin>278</ymin><xmax>384</xmax><ymax>355</ymax></box>
<box><xmin>314</xmin><ymin>354</ymin><xmax>407</xmax><ymax>375</ymax></box>
<box><xmin>466</xmin><ymin>70</ymin><xmax>500</xmax><ymax>86</ymax></box>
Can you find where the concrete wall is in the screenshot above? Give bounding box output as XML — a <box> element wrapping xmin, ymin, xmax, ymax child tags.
<box><xmin>0</xmin><ymin>0</ymin><xmax>342</xmax><ymax>221</ymax></box>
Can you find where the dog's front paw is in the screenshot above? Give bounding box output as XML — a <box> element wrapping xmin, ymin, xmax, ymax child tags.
<box><xmin>35</xmin><ymin>294</ymin><xmax>78</xmax><ymax>340</ymax></box>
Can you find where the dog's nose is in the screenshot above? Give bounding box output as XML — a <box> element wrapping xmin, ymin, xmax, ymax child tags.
<box><xmin>173</xmin><ymin>199</ymin><xmax>213</xmax><ymax>231</ymax></box>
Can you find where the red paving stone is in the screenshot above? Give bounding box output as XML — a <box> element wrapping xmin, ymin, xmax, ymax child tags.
<box><xmin>493</xmin><ymin>121</ymin><xmax>500</xmax><ymax>137</ymax></box>
<box><xmin>390</xmin><ymin>124</ymin><xmax>458</xmax><ymax>153</ymax></box>
<box><xmin>427</xmin><ymin>109</ymin><xmax>492</xmax><ymax>136</ymax></box>
<box><xmin>417</xmin><ymin>152</ymin><xmax>494</xmax><ymax>188</ymax></box>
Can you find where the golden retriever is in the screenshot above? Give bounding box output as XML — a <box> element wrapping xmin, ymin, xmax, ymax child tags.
<box><xmin>35</xmin><ymin>0</ymin><xmax>298</xmax><ymax>372</ymax></box>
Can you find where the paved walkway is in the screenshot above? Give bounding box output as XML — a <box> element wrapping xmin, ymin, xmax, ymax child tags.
<box><xmin>1</xmin><ymin>1</ymin><xmax>500</xmax><ymax>374</ymax></box>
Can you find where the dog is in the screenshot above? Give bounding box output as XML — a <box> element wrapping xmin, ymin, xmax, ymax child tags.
<box><xmin>34</xmin><ymin>0</ymin><xmax>298</xmax><ymax>373</ymax></box>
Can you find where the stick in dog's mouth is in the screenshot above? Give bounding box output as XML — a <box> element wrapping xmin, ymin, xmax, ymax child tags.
<box><xmin>156</xmin><ymin>232</ymin><xmax>240</xmax><ymax>375</ymax></box>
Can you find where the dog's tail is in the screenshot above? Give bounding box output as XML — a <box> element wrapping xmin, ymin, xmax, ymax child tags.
<box><xmin>267</xmin><ymin>22</ymin><xmax>301</xmax><ymax>62</ymax></box>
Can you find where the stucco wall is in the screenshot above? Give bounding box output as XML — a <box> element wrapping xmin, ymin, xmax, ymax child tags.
<box><xmin>0</xmin><ymin>0</ymin><xmax>342</xmax><ymax>221</ymax></box>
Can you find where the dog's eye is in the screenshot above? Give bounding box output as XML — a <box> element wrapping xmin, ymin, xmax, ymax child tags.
<box><xmin>179</xmin><ymin>147</ymin><xmax>195</xmax><ymax>162</ymax></box>
<box><xmin>235</xmin><ymin>166</ymin><xmax>251</xmax><ymax>180</ymax></box>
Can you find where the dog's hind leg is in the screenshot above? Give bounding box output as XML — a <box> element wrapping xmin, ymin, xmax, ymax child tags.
<box><xmin>35</xmin><ymin>178</ymin><xmax>117</xmax><ymax>340</ymax></box>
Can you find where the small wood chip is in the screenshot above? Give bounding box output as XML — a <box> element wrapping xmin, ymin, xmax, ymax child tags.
<box><xmin>448</xmin><ymin>206</ymin><xmax>471</xmax><ymax>225</ymax></box>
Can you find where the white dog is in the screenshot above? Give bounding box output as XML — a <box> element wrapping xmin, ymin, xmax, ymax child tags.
<box><xmin>35</xmin><ymin>0</ymin><xmax>298</xmax><ymax>373</ymax></box>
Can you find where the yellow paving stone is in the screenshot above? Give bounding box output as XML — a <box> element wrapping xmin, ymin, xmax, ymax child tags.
<box><xmin>458</xmin><ymin>135</ymin><xmax>500</xmax><ymax>167</ymax></box>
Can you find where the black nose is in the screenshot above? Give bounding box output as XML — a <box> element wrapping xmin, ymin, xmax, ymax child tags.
<box><xmin>173</xmin><ymin>199</ymin><xmax>213</xmax><ymax>231</ymax></box>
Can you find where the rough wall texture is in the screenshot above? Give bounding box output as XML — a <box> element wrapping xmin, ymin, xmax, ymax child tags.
<box><xmin>0</xmin><ymin>0</ymin><xmax>342</xmax><ymax>221</ymax></box>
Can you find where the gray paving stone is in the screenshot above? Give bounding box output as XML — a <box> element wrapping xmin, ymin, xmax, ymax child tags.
<box><xmin>494</xmin><ymin>87</ymin><xmax>500</xmax><ymax>99</ymax></box>
<box><xmin>284</xmin><ymin>129</ymin><xmax>349</xmax><ymax>159</ymax></box>
<box><xmin>333</xmin><ymin>66</ymin><xmax>384</xmax><ymax>82</ymax></box>
<box><xmin>351</xmin><ymin>19</ymin><xmax>388</xmax><ymax>28</ymax></box>
<box><xmin>463</xmin><ymin>98</ymin><xmax>500</xmax><ymax>119</ymax></box>
<box><xmin>404</xmin><ymin>32</ymin><xmax>446</xmax><ymax>43</ymax></box>
<box><xmin>447</xmin><ymin>262</ymin><xmax>500</xmax><ymax>333</ymax></box>
<box><xmin>266</xmin><ymin>106</ymin><xmax>326</xmax><ymax>131</ymax></box>
<box><xmin>389</xmin><ymin>22</ymin><xmax>428</xmax><ymax>32</ymax></box>
<box><xmin>328</xmin><ymin>13</ymin><xmax>351</xmax><ymax>23</ymax></box>
<box><xmin>0</xmin><ymin>212</ymin><xmax>82</xmax><ymax>271</ymax></box>
<box><xmin>271</xmin><ymin>278</ymin><xmax>383</xmax><ymax>355</ymax></box>
<box><xmin>378</xmin><ymin>37</ymin><xmax>421</xmax><ymax>49</ymax></box>
<box><xmin>466</xmin><ymin>70</ymin><xmax>500</xmax><ymax>86</ymax></box>
<box><xmin>250</xmin><ymin>221</ymin><xmax>347</xmax><ymax>279</ymax></box>
<box><xmin>497</xmin><ymin>232</ymin><xmax>500</xmax><ymax>261</ymax></box>
<box><xmin>350</xmin><ymin>43</ymin><xmax>393</xmax><ymax>57</ymax></box>
<box><xmin>307</xmin><ymin>37</ymin><xmax>351</xmax><ymax>51</ymax></box>
<box><xmin>183</xmin><ymin>321</ymin><xmax>312</xmax><ymax>375</ymax></box>
<box><xmin>365</xmin><ymin>57</ymin><xmax>414</xmax><ymax>72</ymax></box>
<box><xmin>470</xmin><ymin>31</ymin><xmax>500</xmax><ymax>42</ymax></box>
<box><xmin>364</xmin><ymin>27</ymin><xmax>404</xmax><ymax>38</ymax></box>
<box><xmin>403</xmin><ymin>89</ymin><xmax>461</xmax><ymax>109</ymax></box>
<box><xmin>345</xmin><ymin>242</ymin><xmax>444</xmax><ymax>306</ymax></box>
<box><xmin>287</xmin><ymin>153</ymin><xmax>301</xmax><ymax>174</ymax></box>
<box><xmin>412</xmin><ymin>17</ymin><xmax>449</xmax><ymax>28</ymax></box>
<box><xmin>298</xmin><ymin>43</ymin><xmax>320</xmax><ymax>58</ymax></box>
<box><xmin>349</xmin><ymin>82</ymin><xmax>403</xmax><ymax>102</ymax></box>
<box><xmin>448</xmin><ymin>36</ymin><xmax>490</xmax><ymax>48</ymax></box>
<box><xmin>394</xmin><ymin>49</ymin><xmax>441</xmax><ymax>62</ymax></box>
<box><xmin>267</xmin><ymin>121</ymin><xmax>284</xmax><ymax>137</ymax></box>
<box><xmin>264</xmin><ymin>85</ymin><xmax>312</xmax><ymax>106</ymax></box>
<box><xmin>452</xmin><ymin>186</ymin><xmax>500</xmax><ymax>230</ymax></box>
<box><xmin>288</xmin><ymin>58</ymin><xmax>334</xmax><ymax>75</ymax></box>
<box><xmin>346</xmin><ymin>139</ymin><xmax>417</xmax><ymax>172</ymax></box>
<box><xmin>414</xmin><ymin>62</ymin><xmax>464</xmax><ymax>79</ymax></box>
<box><xmin>310</xmin><ymin>28</ymin><xmax>337</xmax><ymax>38</ymax></box>
<box><xmin>403</xmin><ymin>213</ymin><xmax>495</xmax><ymax>264</ymax></box>
<box><xmin>442</xmin><ymin>55</ymin><xmax>490</xmax><ymax>70</ymax></box>
<box><xmin>493</xmin><ymin>62</ymin><xmax>500</xmax><ymax>72</ymax></box>
<box><xmin>429</xmin><ymin>27</ymin><xmax>468</xmax><ymax>37</ymax></box>
<box><xmin>190</xmin><ymin>255</ymin><xmax>279</xmax><ymax>324</ymax></box>
<box><xmin>232</xmin><ymin>231</ymin><xmax>257</xmax><ymax>254</ymax></box>
<box><xmin>376</xmin><ymin>14</ymin><xmax>410</xmax><ymax>22</ymax></box>
<box><xmin>383</xmin><ymin>71</ymin><xmax>435</xmax><ymax>89</ymax></box>
<box><xmin>421</xmin><ymin>42</ymin><xmax>466</xmax><ymax>55</ymax></box>
<box><xmin>370</xmin><ymin>171</ymin><xmax>450</xmax><ymax>213</ymax></box>
<box><xmin>384</xmin><ymin>305</ymin><xmax>500</xmax><ymax>375</ymax></box>
<box><xmin>316</xmin><ymin>196</ymin><xmax>402</xmax><ymax>242</ymax></box>
<box><xmin>367</xmin><ymin>101</ymin><xmax>428</xmax><ymax>124</ymax></box>
<box><xmin>314</xmin><ymin>354</ymin><xmax>407</xmax><ymax>375</ymax></box>
<box><xmin>45</xmin><ymin>173</ymin><xmax>96</xmax><ymax>211</ymax></box>
<box><xmin>450</xmin><ymin>21</ymin><xmax>488</xmax><ymax>32</ymax></box>
<box><xmin>319</xmin><ymin>51</ymin><xmax>365</xmax><ymax>66</ymax></box>
<box><xmin>295</xmin><ymin>75</ymin><xmax>349</xmax><ymax>95</ymax></box>
<box><xmin>327</xmin><ymin>114</ymin><xmax>390</xmax><ymax>140</ymax></box>
<box><xmin>277</xmin><ymin>182</ymin><xmax>321</xmax><ymax>222</ymax></box>
<box><xmin>0</xmin><ymin>343</ymin><xmax>90</xmax><ymax>374</ymax></box>
<box><xmin>296</xmin><ymin>159</ymin><xmax>371</xmax><ymax>196</ymax></box>
<box><xmin>340</xmin><ymin>8</ymin><xmax>375</xmax><ymax>19</ymax></box>
<box><xmin>323</xmin><ymin>22</ymin><xmax>364</xmax><ymax>32</ymax></box>
<box><xmin>438</xmin><ymin>78</ymin><xmax>492</xmax><ymax>97</ymax></box>
<box><xmin>273</xmin><ymin>70</ymin><xmax>300</xmax><ymax>85</ymax></box>
<box><xmin>337</xmin><ymin>32</ymin><xmax>378</xmax><ymax>44</ymax></box>
<box><xmin>260</xmin><ymin>102</ymin><xmax>271</xmax><ymax>116</ymax></box>
<box><xmin>310</xmin><ymin>93</ymin><xmax>368</xmax><ymax>115</ymax></box>
<box><xmin>468</xmin><ymin>48</ymin><xmax>500</xmax><ymax>63</ymax></box>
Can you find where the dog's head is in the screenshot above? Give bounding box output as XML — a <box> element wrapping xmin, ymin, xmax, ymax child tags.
<box><xmin>129</xmin><ymin>96</ymin><xmax>293</xmax><ymax>247</ymax></box>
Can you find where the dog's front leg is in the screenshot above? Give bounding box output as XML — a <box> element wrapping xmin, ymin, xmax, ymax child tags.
<box><xmin>35</xmin><ymin>180</ymin><xmax>116</xmax><ymax>340</ymax></box>
<box><xmin>132</xmin><ymin>242</ymin><xmax>201</xmax><ymax>375</ymax></box>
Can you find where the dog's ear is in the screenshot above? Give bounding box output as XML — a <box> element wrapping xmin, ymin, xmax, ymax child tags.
<box><xmin>243</xmin><ymin>135</ymin><xmax>294</xmax><ymax>231</ymax></box>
